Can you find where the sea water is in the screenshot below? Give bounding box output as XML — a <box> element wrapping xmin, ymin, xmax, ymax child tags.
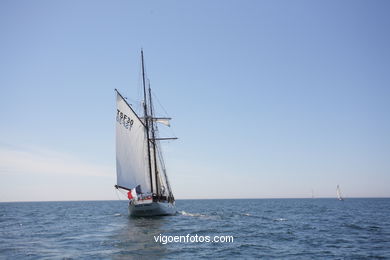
<box><xmin>1</xmin><ymin>199</ymin><xmax>389</xmax><ymax>259</ymax></box>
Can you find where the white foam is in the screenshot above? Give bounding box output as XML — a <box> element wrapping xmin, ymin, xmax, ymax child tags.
<box><xmin>179</xmin><ymin>210</ymin><xmax>205</xmax><ymax>217</ymax></box>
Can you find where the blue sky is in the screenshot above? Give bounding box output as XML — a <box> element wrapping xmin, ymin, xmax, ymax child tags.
<box><xmin>0</xmin><ymin>0</ymin><xmax>389</xmax><ymax>201</ymax></box>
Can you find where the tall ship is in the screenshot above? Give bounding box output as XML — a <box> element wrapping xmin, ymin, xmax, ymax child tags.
<box><xmin>336</xmin><ymin>185</ymin><xmax>344</xmax><ymax>201</ymax></box>
<box><xmin>115</xmin><ymin>50</ymin><xmax>177</xmax><ymax>216</ymax></box>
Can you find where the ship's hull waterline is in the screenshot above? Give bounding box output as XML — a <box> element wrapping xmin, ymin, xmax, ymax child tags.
<box><xmin>129</xmin><ymin>201</ymin><xmax>177</xmax><ymax>217</ymax></box>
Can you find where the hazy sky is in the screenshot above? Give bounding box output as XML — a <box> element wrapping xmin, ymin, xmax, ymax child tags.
<box><xmin>1</xmin><ymin>0</ymin><xmax>389</xmax><ymax>201</ymax></box>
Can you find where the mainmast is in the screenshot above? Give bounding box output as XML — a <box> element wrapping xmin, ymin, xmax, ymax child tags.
<box><xmin>141</xmin><ymin>50</ymin><xmax>154</xmax><ymax>194</ymax></box>
<box><xmin>148</xmin><ymin>83</ymin><xmax>160</xmax><ymax>196</ymax></box>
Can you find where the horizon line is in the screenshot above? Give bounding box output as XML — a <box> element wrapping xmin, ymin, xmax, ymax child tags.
<box><xmin>1</xmin><ymin>196</ymin><xmax>390</xmax><ymax>203</ymax></box>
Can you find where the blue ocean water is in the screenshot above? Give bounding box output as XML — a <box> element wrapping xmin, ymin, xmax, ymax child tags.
<box><xmin>1</xmin><ymin>199</ymin><xmax>389</xmax><ymax>259</ymax></box>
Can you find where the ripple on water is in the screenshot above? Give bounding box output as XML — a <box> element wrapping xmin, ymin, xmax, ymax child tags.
<box><xmin>1</xmin><ymin>199</ymin><xmax>390</xmax><ymax>259</ymax></box>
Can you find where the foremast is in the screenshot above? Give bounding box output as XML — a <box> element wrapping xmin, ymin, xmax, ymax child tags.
<box><xmin>141</xmin><ymin>50</ymin><xmax>154</xmax><ymax>195</ymax></box>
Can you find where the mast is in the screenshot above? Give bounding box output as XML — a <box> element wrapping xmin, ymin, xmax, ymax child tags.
<box><xmin>148</xmin><ymin>83</ymin><xmax>160</xmax><ymax>196</ymax></box>
<box><xmin>141</xmin><ymin>50</ymin><xmax>154</xmax><ymax>194</ymax></box>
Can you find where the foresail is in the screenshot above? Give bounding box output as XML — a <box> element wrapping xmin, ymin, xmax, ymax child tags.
<box><xmin>116</xmin><ymin>91</ymin><xmax>151</xmax><ymax>193</ymax></box>
<box><xmin>156</xmin><ymin>147</ymin><xmax>171</xmax><ymax>196</ymax></box>
<box><xmin>149</xmin><ymin>141</ymin><xmax>173</xmax><ymax>197</ymax></box>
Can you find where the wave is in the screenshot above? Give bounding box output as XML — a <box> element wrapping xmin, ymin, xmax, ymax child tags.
<box><xmin>178</xmin><ymin>210</ymin><xmax>206</xmax><ymax>217</ymax></box>
<box><xmin>274</xmin><ymin>218</ymin><xmax>287</xmax><ymax>222</ymax></box>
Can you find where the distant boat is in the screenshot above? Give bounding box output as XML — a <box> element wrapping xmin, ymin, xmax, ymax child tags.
<box><xmin>336</xmin><ymin>185</ymin><xmax>344</xmax><ymax>201</ymax></box>
<box><xmin>114</xmin><ymin>50</ymin><xmax>177</xmax><ymax>217</ymax></box>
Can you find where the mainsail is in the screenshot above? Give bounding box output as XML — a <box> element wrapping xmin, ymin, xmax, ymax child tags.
<box><xmin>115</xmin><ymin>91</ymin><xmax>151</xmax><ymax>193</ymax></box>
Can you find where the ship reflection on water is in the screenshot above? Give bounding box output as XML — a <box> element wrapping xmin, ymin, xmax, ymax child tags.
<box><xmin>109</xmin><ymin>214</ymin><xmax>170</xmax><ymax>259</ymax></box>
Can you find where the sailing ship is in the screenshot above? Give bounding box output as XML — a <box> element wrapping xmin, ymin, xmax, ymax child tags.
<box><xmin>336</xmin><ymin>185</ymin><xmax>344</xmax><ymax>201</ymax></box>
<box><xmin>114</xmin><ymin>50</ymin><xmax>177</xmax><ymax>216</ymax></box>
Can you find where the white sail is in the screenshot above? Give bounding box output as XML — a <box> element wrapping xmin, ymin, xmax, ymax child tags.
<box><xmin>139</xmin><ymin>117</ymin><xmax>171</xmax><ymax>127</ymax></box>
<box><xmin>156</xmin><ymin>152</ymin><xmax>169</xmax><ymax>196</ymax></box>
<box><xmin>149</xmin><ymin>144</ymin><xmax>170</xmax><ymax>196</ymax></box>
<box><xmin>337</xmin><ymin>185</ymin><xmax>343</xmax><ymax>200</ymax></box>
<box><xmin>155</xmin><ymin>118</ymin><xmax>171</xmax><ymax>127</ymax></box>
<box><xmin>116</xmin><ymin>92</ymin><xmax>151</xmax><ymax>193</ymax></box>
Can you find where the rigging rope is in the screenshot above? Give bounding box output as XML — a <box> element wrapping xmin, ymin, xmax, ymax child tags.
<box><xmin>115</xmin><ymin>187</ymin><xmax>129</xmax><ymax>201</ymax></box>
<box><xmin>115</xmin><ymin>188</ymin><xmax>122</xmax><ymax>201</ymax></box>
<box><xmin>151</xmin><ymin>91</ymin><xmax>178</xmax><ymax>139</ymax></box>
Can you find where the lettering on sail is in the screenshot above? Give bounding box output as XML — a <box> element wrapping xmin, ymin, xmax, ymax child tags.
<box><xmin>116</xmin><ymin>109</ymin><xmax>134</xmax><ymax>130</ymax></box>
